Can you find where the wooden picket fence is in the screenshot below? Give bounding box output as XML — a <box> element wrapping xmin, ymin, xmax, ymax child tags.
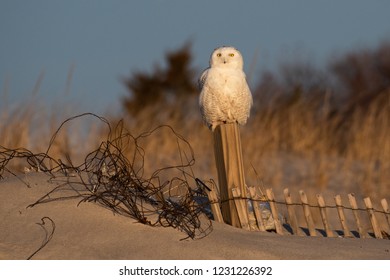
<box><xmin>208</xmin><ymin>122</ymin><xmax>390</xmax><ymax>239</ymax></box>
<box><xmin>205</xmin><ymin>184</ymin><xmax>390</xmax><ymax>239</ymax></box>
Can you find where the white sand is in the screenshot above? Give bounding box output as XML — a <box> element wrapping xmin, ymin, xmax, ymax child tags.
<box><xmin>0</xmin><ymin>173</ymin><xmax>389</xmax><ymax>260</ymax></box>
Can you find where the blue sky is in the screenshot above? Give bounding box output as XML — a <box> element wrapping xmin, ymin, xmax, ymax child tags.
<box><xmin>1</xmin><ymin>0</ymin><xmax>390</xmax><ymax>114</ymax></box>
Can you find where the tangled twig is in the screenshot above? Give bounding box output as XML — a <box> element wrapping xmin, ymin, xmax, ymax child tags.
<box><xmin>0</xmin><ymin>113</ymin><xmax>212</xmax><ymax>242</ymax></box>
<box><xmin>27</xmin><ymin>217</ymin><xmax>56</xmax><ymax>260</ymax></box>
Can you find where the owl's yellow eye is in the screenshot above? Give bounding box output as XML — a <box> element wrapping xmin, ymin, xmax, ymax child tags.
<box><xmin>229</xmin><ymin>53</ymin><xmax>235</xmax><ymax>57</ymax></box>
<box><xmin>216</xmin><ymin>53</ymin><xmax>222</xmax><ymax>57</ymax></box>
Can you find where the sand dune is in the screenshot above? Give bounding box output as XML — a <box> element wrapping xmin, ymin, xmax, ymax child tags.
<box><xmin>0</xmin><ymin>173</ymin><xmax>389</xmax><ymax>260</ymax></box>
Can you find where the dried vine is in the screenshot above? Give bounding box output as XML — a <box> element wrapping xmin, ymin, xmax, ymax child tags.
<box><xmin>0</xmin><ymin>113</ymin><xmax>213</xmax><ymax>245</ymax></box>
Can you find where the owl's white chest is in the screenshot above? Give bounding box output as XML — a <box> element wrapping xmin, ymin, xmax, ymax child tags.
<box><xmin>200</xmin><ymin>67</ymin><xmax>248</xmax><ymax>123</ymax></box>
<box><xmin>205</xmin><ymin>67</ymin><xmax>245</xmax><ymax>97</ymax></box>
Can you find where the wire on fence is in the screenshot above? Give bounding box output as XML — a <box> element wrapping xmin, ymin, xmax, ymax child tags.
<box><xmin>216</xmin><ymin>196</ymin><xmax>389</xmax><ymax>216</ymax></box>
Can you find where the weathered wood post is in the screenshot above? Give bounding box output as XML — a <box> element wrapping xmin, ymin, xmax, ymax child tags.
<box><xmin>284</xmin><ymin>188</ymin><xmax>301</xmax><ymax>235</ymax></box>
<box><xmin>266</xmin><ymin>188</ymin><xmax>284</xmax><ymax>234</ymax></box>
<box><xmin>299</xmin><ymin>190</ymin><xmax>317</xmax><ymax>237</ymax></box>
<box><xmin>334</xmin><ymin>195</ymin><xmax>353</xmax><ymax>237</ymax></box>
<box><xmin>316</xmin><ymin>194</ymin><xmax>334</xmax><ymax>237</ymax></box>
<box><xmin>348</xmin><ymin>193</ymin><xmax>367</xmax><ymax>238</ymax></box>
<box><xmin>213</xmin><ymin>122</ymin><xmax>249</xmax><ymax>228</ymax></box>
<box><xmin>381</xmin><ymin>198</ymin><xmax>390</xmax><ymax>232</ymax></box>
<box><xmin>364</xmin><ymin>197</ymin><xmax>383</xmax><ymax>239</ymax></box>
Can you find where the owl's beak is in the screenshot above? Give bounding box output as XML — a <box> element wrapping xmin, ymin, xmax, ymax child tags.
<box><xmin>223</xmin><ymin>59</ymin><xmax>227</xmax><ymax>64</ymax></box>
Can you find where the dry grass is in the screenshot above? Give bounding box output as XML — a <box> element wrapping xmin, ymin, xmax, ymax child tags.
<box><xmin>0</xmin><ymin>99</ymin><xmax>103</xmax><ymax>171</ymax></box>
<box><xmin>2</xmin><ymin>42</ymin><xmax>390</xmax><ymax>204</ymax></box>
<box><xmin>115</xmin><ymin>90</ymin><xmax>390</xmax><ymax>202</ymax></box>
<box><xmin>1</xmin><ymin>89</ymin><xmax>389</xmax><ymax>203</ymax></box>
<box><xmin>242</xmin><ymin>89</ymin><xmax>390</xmax><ymax>201</ymax></box>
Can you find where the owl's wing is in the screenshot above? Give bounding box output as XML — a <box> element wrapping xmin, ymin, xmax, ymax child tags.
<box><xmin>244</xmin><ymin>79</ymin><xmax>253</xmax><ymax>107</ymax></box>
<box><xmin>198</xmin><ymin>68</ymin><xmax>210</xmax><ymax>91</ymax></box>
<box><xmin>236</xmin><ymin>76</ymin><xmax>253</xmax><ymax>125</ymax></box>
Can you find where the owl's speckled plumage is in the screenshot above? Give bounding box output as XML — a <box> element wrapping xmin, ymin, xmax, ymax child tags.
<box><xmin>198</xmin><ymin>46</ymin><xmax>253</xmax><ymax>131</ymax></box>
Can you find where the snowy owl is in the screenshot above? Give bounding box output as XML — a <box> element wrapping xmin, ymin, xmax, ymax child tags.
<box><xmin>198</xmin><ymin>46</ymin><xmax>253</xmax><ymax>131</ymax></box>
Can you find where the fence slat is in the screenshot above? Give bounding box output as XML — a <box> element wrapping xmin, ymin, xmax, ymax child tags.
<box><xmin>283</xmin><ymin>188</ymin><xmax>301</xmax><ymax>235</ymax></box>
<box><xmin>348</xmin><ymin>193</ymin><xmax>367</xmax><ymax>238</ymax></box>
<box><xmin>231</xmin><ymin>187</ymin><xmax>251</xmax><ymax>231</ymax></box>
<box><xmin>364</xmin><ymin>197</ymin><xmax>383</xmax><ymax>239</ymax></box>
<box><xmin>334</xmin><ymin>195</ymin><xmax>352</xmax><ymax>238</ymax></box>
<box><xmin>205</xmin><ymin>183</ymin><xmax>224</xmax><ymax>223</ymax></box>
<box><xmin>266</xmin><ymin>188</ymin><xmax>284</xmax><ymax>235</ymax></box>
<box><xmin>299</xmin><ymin>190</ymin><xmax>317</xmax><ymax>237</ymax></box>
<box><xmin>316</xmin><ymin>194</ymin><xmax>334</xmax><ymax>237</ymax></box>
<box><xmin>248</xmin><ymin>186</ymin><xmax>266</xmax><ymax>231</ymax></box>
<box><xmin>381</xmin><ymin>198</ymin><xmax>390</xmax><ymax>232</ymax></box>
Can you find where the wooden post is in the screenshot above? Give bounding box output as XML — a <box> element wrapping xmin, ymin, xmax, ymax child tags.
<box><xmin>231</xmin><ymin>187</ymin><xmax>251</xmax><ymax>230</ymax></box>
<box><xmin>316</xmin><ymin>194</ymin><xmax>334</xmax><ymax>237</ymax></box>
<box><xmin>299</xmin><ymin>190</ymin><xmax>317</xmax><ymax>237</ymax></box>
<box><xmin>364</xmin><ymin>197</ymin><xmax>383</xmax><ymax>239</ymax></box>
<box><xmin>213</xmin><ymin>123</ymin><xmax>248</xmax><ymax>227</ymax></box>
<box><xmin>266</xmin><ymin>188</ymin><xmax>284</xmax><ymax>235</ymax></box>
<box><xmin>348</xmin><ymin>193</ymin><xmax>367</xmax><ymax>238</ymax></box>
<box><xmin>248</xmin><ymin>186</ymin><xmax>267</xmax><ymax>231</ymax></box>
<box><xmin>381</xmin><ymin>198</ymin><xmax>390</xmax><ymax>232</ymax></box>
<box><xmin>283</xmin><ymin>188</ymin><xmax>301</xmax><ymax>235</ymax></box>
<box><xmin>334</xmin><ymin>195</ymin><xmax>352</xmax><ymax>238</ymax></box>
<box><xmin>205</xmin><ymin>183</ymin><xmax>224</xmax><ymax>223</ymax></box>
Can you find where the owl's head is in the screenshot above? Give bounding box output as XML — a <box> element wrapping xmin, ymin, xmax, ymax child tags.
<box><xmin>209</xmin><ymin>46</ymin><xmax>244</xmax><ymax>69</ymax></box>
